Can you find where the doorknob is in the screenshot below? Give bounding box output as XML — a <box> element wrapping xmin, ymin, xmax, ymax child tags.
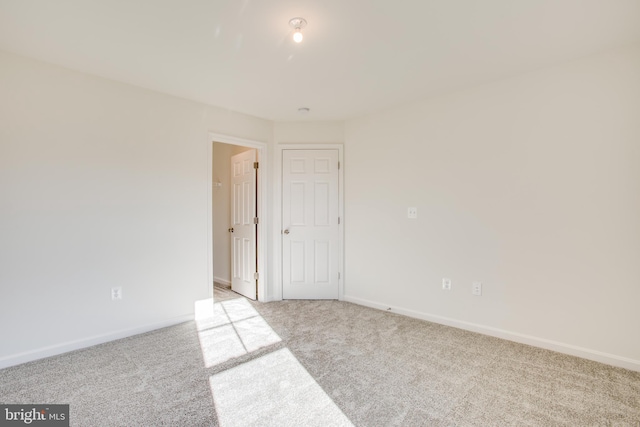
<box><xmin>283</xmin><ymin>229</ymin><xmax>290</xmax><ymax>234</ymax></box>
<box><xmin>228</xmin><ymin>227</ymin><xmax>234</xmax><ymax>233</ymax></box>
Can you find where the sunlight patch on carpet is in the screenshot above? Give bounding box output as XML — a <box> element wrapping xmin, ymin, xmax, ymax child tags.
<box><xmin>195</xmin><ymin>298</ymin><xmax>281</xmax><ymax>368</ymax></box>
<box><xmin>210</xmin><ymin>348</ymin><xmax>353</xmax><ymax>427</ymax></box>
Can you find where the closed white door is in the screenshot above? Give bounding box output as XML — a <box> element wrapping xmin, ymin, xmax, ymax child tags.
<box><xmin>231</xmin><ymin>149</ymin><xmax>257</xmax><ymax>300</ymax></box>
<box><xmin>282</xmin><ymin>149</ymin><xmax>340</xmax><ymax>299</ymax></box>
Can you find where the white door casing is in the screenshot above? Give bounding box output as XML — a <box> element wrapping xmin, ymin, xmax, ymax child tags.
<box><xmin>231</xmin><ymin>149</ymin><xmax>257</xmax><ymax>300</ymax></box>
<box><xmin>282</xmin><ymin>149</ymin><xmax>340</xmax><ymax>299</ymax></box>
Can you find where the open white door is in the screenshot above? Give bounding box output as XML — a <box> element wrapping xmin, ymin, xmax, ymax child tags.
<box><xmin>282</xmin><ymin>149</ymin><xmax>340</xmax><ymax>299</ymax></box>
<box><xmin>231</xmin><ymin>149</ymin><xmax>257</xmax><ymax>300</ymax></box>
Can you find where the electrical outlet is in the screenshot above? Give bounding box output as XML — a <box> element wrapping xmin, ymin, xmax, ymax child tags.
<box><xmin>111</xmin><ymin>287</ymin><xmax>122</xmax><ymax>300</ymax></box>
<box><xmin>442</xmin><ymin>278</ymin><xmax>452</xmax><ymax>290</ymax></box>
<box><xmin>472</xmin><ymin>282</ymin><xmax>482</xmax><ymax>296</ymax></box>
<box><xmin>407</xmin><ymin>207</ymin><xmax>418</xmax><ymax>219</ymax></box>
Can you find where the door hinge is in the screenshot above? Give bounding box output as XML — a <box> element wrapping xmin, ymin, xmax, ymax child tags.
<box><xmin>338</xmin><ymin>272</ymin><xmax>341</xmax><ymax>280</ymax></box>
<box><xmin>253</xmin><ymin>217</ymin><xmax>259</xmax><ymax>224</ymax></box>
<box><xmin>254</xmin><ymin>272</ymin><xmax>259</xmax><ymax>281</ymax></box>
<box><xmin>338</xmin><ymin>217</ymin><xmax>341</xmax><ymax>225</ymax></box>
<box><xmin>253</xmin><ymin>162</ymin><xmax>259</xmax><ymax>169</ymax></box>
<box><xmin>338</xmin><ymin>161</ymin><xmax>340</xmax><ymax>170</ymax></box>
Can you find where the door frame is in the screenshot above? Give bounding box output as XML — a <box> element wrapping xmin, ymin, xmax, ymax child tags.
<box><xmin>275</xmin><ymin>144</ymin><xmax>344</xmax><ymax>301</ymax></box>
<box><xmin>208</xmin><ymin>132</ymin><xmax>268</xmax><ymax>301</ymax></box>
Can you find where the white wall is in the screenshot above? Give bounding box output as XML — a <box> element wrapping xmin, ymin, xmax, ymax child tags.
<box><xmin>274</xmin><ymin>121</ymin><xmax>344</xmax><ymax>144</ymax></box>
<box><xmin>0</xmin><ymin>50</ymin><xmax>271</xmax><ymax>367</ymax></box>
<box><xmin>3</xmin><ymin>42</ymin><xmax>639</xmax><ymax>371</ymax></box>
<box><xmin>344</xmin><ymin>45</ymin><xmax>640</xmax><ymax>369</ymax></box>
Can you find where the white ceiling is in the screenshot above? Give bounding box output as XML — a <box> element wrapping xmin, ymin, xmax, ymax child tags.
<box><xmin>1</xmin><ymin>0</ymin><xmax>639</xmax><ymax>121</ymax></box>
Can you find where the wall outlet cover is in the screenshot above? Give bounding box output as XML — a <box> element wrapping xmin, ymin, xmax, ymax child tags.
<box><xmin>472</xmin><ymin>282</ymin><xmax>482</xmax><ymax>296</ymax></box>
<box><xmin>111</xmin><ymin>287</ymin><xmax>123</xmax><ymax>300</ymax></box>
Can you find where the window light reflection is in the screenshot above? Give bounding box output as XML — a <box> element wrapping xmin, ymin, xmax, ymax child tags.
<box><xmin>210</xmin><ymin>348</ymin><xmax>353</xmax><ymax>427</ymax></box>
<box><xmin>195</xmin><ymin>298</ymin><xmax>281</xmax><ymax>368</ymax></box>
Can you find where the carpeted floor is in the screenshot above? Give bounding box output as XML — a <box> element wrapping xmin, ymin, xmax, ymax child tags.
<box><xmin>1</xmin><ymin>285</ymin><xmax>639</xmax><ymax>426</ymax></box>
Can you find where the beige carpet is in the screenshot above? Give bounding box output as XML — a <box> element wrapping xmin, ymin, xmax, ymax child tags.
<box><xmin>1</xmin><ymin>285</ymin><xmax>639</xmax><ymax>426</ymax></box>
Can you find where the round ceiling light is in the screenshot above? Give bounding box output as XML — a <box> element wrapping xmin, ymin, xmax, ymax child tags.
<box><xmin>289</xmin><ymin>17</ymin><xmax>307</xmax><ymax>43</ymax></box>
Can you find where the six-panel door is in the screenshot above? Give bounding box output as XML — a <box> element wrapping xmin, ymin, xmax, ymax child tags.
<box><xmin>282</xmin><ymin>149</ymin><xmax>339</xmax><ymax>299</ymax></box>
<box><xmin>231</xmin><ymin>149</ymin><xmax>257</xmax><ymax>300</ymax></box>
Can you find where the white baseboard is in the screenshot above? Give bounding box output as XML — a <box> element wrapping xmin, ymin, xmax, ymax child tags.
<box><xmin>0</xmin><ymin>314</ymin><xmax>194</xmax><ymax>370</ymax></box>
<box><xmin>213</xmin><ymin>276</ymin><xmax>231</xmax><ymax>287</ymax></box>
<box><xmin>342</xmin><ymin>294</ymin><xmax>640</xmax><ymax>372</ymax></box>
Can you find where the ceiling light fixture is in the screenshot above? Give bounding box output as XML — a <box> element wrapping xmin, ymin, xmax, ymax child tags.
<box><xmin>289</xmin><ymin>17</ymin><xmax>307</xmax><ymax>43</ymax></box>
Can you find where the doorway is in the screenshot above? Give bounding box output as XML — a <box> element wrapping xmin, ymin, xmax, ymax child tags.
<box><xmin>209</xmin><ymin>134</ymin><xmax>267</xmax><ymax>301</ymax></box>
